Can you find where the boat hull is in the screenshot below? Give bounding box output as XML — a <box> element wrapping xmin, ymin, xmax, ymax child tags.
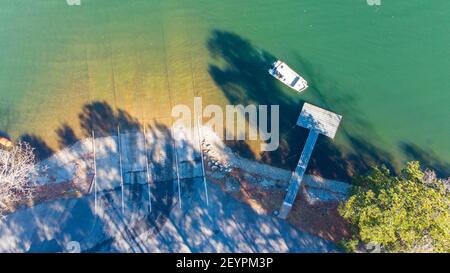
<box><xmin>269</xmin><ymin>60</ymin><xmax>308</xmax><ymax>92</ymax></box>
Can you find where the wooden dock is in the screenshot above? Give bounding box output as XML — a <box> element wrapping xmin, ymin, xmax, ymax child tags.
<box><xmin>278</xmin><ymin>130</ymin><xmax>319</xmax><ymax>219</ymax></box>
<box><xmin>278</xmin><ymin>103</ymin><xmax>342</xmax><ymax>219</ymax></box>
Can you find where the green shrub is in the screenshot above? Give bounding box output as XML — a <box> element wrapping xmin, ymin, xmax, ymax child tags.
<box><xmin>339</xmin><ymin>161</ymin><xmax>450</xmax><ymax>253</ymax></box>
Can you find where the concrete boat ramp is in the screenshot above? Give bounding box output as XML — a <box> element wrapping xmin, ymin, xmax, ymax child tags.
<box><xmin>91</xmin><ymin>122</ymin><xmax>205</xmax><ymax>217</ymax></box>
<box><xmin>0</xmin><ymin>125</ymin><xmax>337</xmax><ymax>253</ymax></box>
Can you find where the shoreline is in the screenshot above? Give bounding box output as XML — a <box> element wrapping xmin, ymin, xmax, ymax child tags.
<box><xmin>10</xmin><ymin>125</ymin><xmax>352</xmax><ymax>243</ymax></box>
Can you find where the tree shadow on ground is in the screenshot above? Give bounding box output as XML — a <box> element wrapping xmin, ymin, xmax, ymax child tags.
<box><xmin>131</xmin><ymin>121</ymin><xmax>179</xmax><ymax>239</ymax></box>
<box><xmin>13</xmin><ymin>101</ymin><xmax>183</xmax><ymax>250</ymax></box>
<box><xmin>73</xmin><ymin>102</ymin><xmax>183</xmax><ymax>244</ymax></box>
<box><xmin>207</xmin><ymin>30</ymin><xmax>400</xmax><ymax>180</ymax></box>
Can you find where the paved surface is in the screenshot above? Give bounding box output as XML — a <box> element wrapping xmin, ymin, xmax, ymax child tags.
<box><xmin>136</xmin><ymin>181</ymin><xmax>337</xmax><ymax>253</ymax></box>
<box><xmin>0</xmin><ymin>180</ymin><xmax>337</xmax><ymax>253</ymax></box>
<box><xmin>0</xmin><ymin>125</ymin><xmax>338</xmax><ymax>253</ymax></box>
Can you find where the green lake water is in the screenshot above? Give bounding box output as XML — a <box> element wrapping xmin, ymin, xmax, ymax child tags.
<box><xmin>0</xmin><ymin>0</ymin><xmax>449</xmax><ymax>178</ymax></box>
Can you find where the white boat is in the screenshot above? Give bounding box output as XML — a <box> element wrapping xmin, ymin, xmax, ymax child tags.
<box><xmin>268</xmin><ymin>60</ymin><xmax>308</xmax><ymax>92</ymax></box>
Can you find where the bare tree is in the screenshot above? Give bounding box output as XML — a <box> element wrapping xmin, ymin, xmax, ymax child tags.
<box><xmin>0</xmin><ymin>141</ymin><xmax>37</xmax><ymax>220</ymax></box>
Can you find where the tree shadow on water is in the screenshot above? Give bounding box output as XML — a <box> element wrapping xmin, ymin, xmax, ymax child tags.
<box><xmin>293</xmin><ymin>52</ymin><xmax>406</xmax><ymax>176</ymax></box>
<box><xmin>401</xmin><ymin>142</ymin><xmax>450</xmax><ymax>178</ymax></box>
<box><xmin>208</xmin><ymin>30</ymin><xmax>305</xmax><ymax>169</ymax></box>
<box><xmin>78</xmin><ymin>101</ymin><xmax>141</xmax><ymax>138</ymax></box>
<box><xmin>207</xmin><ymin>30</ymin><xmax>402</xmax><ymax>180</ymax></box>
<box><xmin>19</xmin><ymin>134</ymin><xmax>55</xmax><ymax>161</ymax></box>
<box><xmin>0</xmin><ymin>130</ymin><xmax>10</xmax><ymax>139</ymax></box>
<box><xmin>208</xmin><ymin>30</ymin><xmax>298</xmax><ymax>119</ymax></box>
<box><xmin>55</xmin><ymin>123</ymin><xmax>79</xmax><ymax>149</ymax></box>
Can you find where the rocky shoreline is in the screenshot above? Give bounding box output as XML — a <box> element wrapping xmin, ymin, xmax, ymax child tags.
<box><xmin>10</xmin><ymin>125</ymin><xmax>352</xmax><ymax>243</ymax></box>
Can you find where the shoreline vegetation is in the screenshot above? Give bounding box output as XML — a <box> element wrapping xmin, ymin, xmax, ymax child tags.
<box><xmin>339</xmin><ymin>162</ymin><xmax>450</xmax><ymax>253</ymax></box>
